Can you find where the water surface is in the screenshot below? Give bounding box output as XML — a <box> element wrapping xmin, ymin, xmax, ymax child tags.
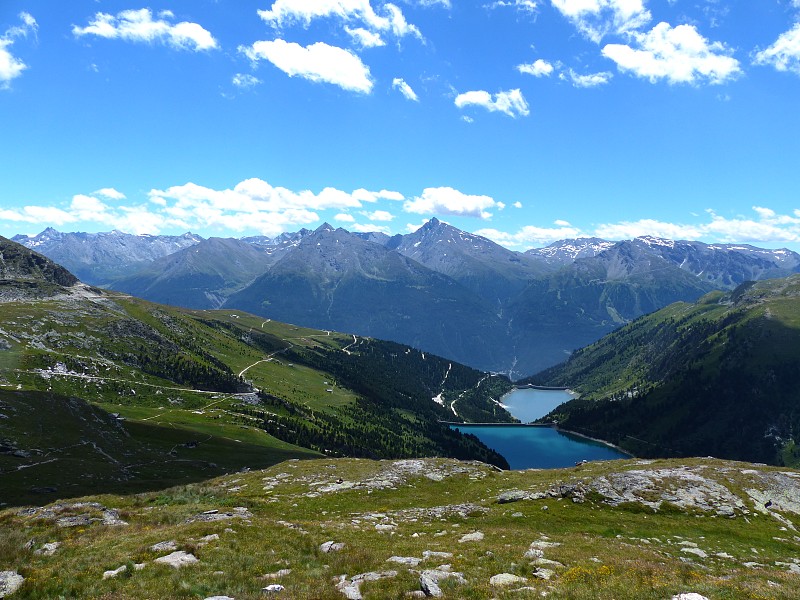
<box><xmin>501</xmin><ymin>387</ymin><xmax>577</xmax><ymax>423</ymax></box>
<box><xmin>453</xmin><ymin>424</ymin><xmax>629</xmax><ymax>469</ymax></box>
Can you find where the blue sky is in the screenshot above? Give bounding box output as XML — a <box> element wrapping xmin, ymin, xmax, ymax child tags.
<box><xmin>1</xmin><ymin>0</ymin><xmax>799</xmax><ymax>249</ymax></box>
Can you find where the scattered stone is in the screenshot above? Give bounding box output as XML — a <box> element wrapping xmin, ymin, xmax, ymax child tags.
<box><xmin>0</xmin><ymin>571</ymin><xmax>24</xmax><ymax>598</ymax></box>
<box><xmin>490</xmin><ymin>573</ymin><xmax>528</xmax><ymax>586</ymax></box>
<box><xmin>33</xmin><ymin>542</ymin><xmax>60</xmax><ymax>556</ymax></box>
<box><xmin>56</xmin><ymin>515</ymin><xmax>93</xmax><ymax>528</ymax></box>
<box><xmin>671</xmin><ymin>594</ymin><xmax>709</xmax><ymax>600</ymax></box>
<box><xmin>422</xmin><ymin>551</ymin><xmax>452</xmax><ymax>560</ymax></box>
<box><xmin>375</xmin><ymin>523</ymin><xmax>395</xmax><ymax>532</ymax></box>
<box><xmin>262</xmin><ymin>584</ymin><xmax>284</xmax><ymax>594</ymax></box>
<box><xmin>531</xmin><ymin>558</ymin><xmax>564</xmax><ymax>568</ymax></box>
<box><xmin>204</xmin><ymin>596</ymin><xmax>235</xmax><ymax>600</ymax></box>
<box><xmin>102</xmin><ymin>565</ymin><xmax>127</xmax><ymax>580</ymax></box>
<box><xmin>335</xmin><ymin>571</ymin><xmax>397</xmax><ymax>599</ymax></box>
<box><xmin>532</xmin><ymin>568</ymin><xmax>555</xmax><ymax>580</ymax></box>
<box><xmin>198</xmin><ymin>534</ymin><xmax>220</xmax><ymax>545</ymax></box>
<box><xmin>458</xmin><ymin>531</ymin><xmax>484</xmax><ymax>543</ymax></box>
<box><xmin>186</xmin><ymin>507</ymin><xmax>252</xmax><ymax>524</ymax></box>
<box><xmin>511</xmin><ymin>512</ymin><xmax>523</xmax><ymax>518</ymax></box>
<box><xmin>387</xmin><ymin>556</ymin><xmax>421</xmax><ymax>566</ymax></box>
<box><xmin>320</xmin><ymin>541</ymin><xmax>345</xmax><ymax>553</ymax></box>
<box><xmin>418</xmin><ymin>568</ymin><xmax>466</xmax><ymax>597</ymax></box>
<box><xmin>680</xmin><ymin>547</ymin><xmax>708</xmax><ymax>558</ymax></box>
<box><xmin>101</xmin><ymin>509</ymin><xmax>128</xmax><ymax>526</ymax></box>
<box><xmin>150</xmin><ymin>540</ymin><xmax>177</xmax><ymax>552</ymax></box>
<box><xmin>153</xmin><ymin>551</ymin><xmax>199</xmax><ymax>568</ymax></box>
<box><xmin>263</xmin><ymin>569</ymin><xmax>291</xmax><ymax>579</ymax></box>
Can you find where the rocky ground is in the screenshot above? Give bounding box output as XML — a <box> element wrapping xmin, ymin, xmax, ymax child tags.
<box><xmin>1</xmin><ymin>456</ymin><xmax>799</xmax><ymax>599</ymax></box>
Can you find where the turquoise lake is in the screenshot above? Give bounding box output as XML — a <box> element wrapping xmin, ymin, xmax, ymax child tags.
<box><xmin>450</xmin><ymin>387</ymin><xmax>629</xmax><ymax>469</ymax></box>
<box><xmin>451</xmin><ymin>424</ymin><xmax>629</xmax><ymax>469</ymax></box>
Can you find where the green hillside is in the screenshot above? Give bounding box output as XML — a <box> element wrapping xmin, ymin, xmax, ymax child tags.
<box><xmin>531</xmin><ymin>275</ymin><xmax>800</xmax><ymax>466</ymax></box>
<box><xmin>0</xmin><ymin>237</ymin><xmax>515</xmax><ymax>504</ymax></box>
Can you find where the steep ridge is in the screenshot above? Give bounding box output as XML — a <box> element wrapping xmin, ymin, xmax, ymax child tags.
<box><xmin>225</xmin><ymin>225</ymin><xmax>514</xmax><ymax>373</ymax></box>
<box><xmin>111</xmin><ymin>237</ymin><xmax>273</xmax><ymax>309</ymax></box>
<box><xmin>531</xmin><ymin>275</ymin><xmax>800</xmax><ymax>466</ymax></box>
<box><xmin>389</xmin><ymin>217</ymin><xmax>548</xmax><ymax>305</ymax></box>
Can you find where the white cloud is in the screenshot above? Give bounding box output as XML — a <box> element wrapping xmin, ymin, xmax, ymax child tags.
<box><xmin>233</xmin><ymin>73</ymin><xmax>262</xmax><ymax>88</ymax></box>
<box><xmin>513</xmin><ymin>201</ymin><xmax>523</xmax><ymax>208</ymax></box>
<box><xmin>0</xmin><ymin>39</ymin><xmax>27</xmax><ymax>88</ymax></box>
<box><xmin>454</xmin><ymin>88</ymin><xmax>529</xmax><ymax>117</ymax></box>
<box><xmin>73</xmin><ymin>8</ymin><xmax>218</xmax><ymax>51</ymax></box>
<box><xmin>476</xmin><ymin>224</ymin><xmax>585</xmax><ymax>248</ymax></box>
<box><xmin>0</xmin><ymin>191</ymin><xmax>164</xmax><ymax>235</ymax></box>
<box><xmin>147</xmin><ymin>178</ymin><xmax>405</xmax><ymax>235</ymax></box>
<box><xmin>473</xmin><ymin>207</ymin><xmax>800</xmax><ymax>250</ymax></box>
<box><xmin>594</xmin><ymin>218</ymin><xmax>704</xmax><ymax>240</ymax></box>
<box><xmin>517</xmin><ymin>58</ymin><xmax>554</xmax><ymax>77</ymax></box>
<box><xmin>94</xmin><ymin>188</ymin><xmax>126</xmax><ymax>200</ymax></box>
<box><xmin>602</xmin><ymin>22</ymin><xmax>741</xmax><ymax>85</ymax></box>
<box><xmin>352</xmin><ymin>188</ymin><xmax>404</xmax><ymax>202</ymax></box>
<box><xmin>334</xmin><ymin>213</ymin><xmax>356</xmax><ymax>222</ymax></box>
<box><xmin>0</xmin><ymin>12</ymin><xmax>37</xmax><ymax>88</ymax></box>
<box><xmin>351</xmin><ymin>222</ymin><xmax>392</xmax><ymax>234</ymax></box>
<box><xmin>362</xmin><ymin>209</ymin><xmax>395</xmax><ymax>221</ymax></box>
<box><xmin>753</xmin><ymin>23</ymin><xmax>800</xmax><ymax>75</ymax></box>
<box><xmin>258</xmin><ymin>0</ymin><xmax>421</xmax><ymax>40</ymax></box>
<box><xmin>486</xmin><ymin>0</ymin><xmax>539</xmax><ymax>15</ymax></box>
<box><xmin>403</xmin><ymin>187</ymin><xmax>501</xmax><ymax>219</ymax></box>
<box><xmin>413</xmin><ymin>0</ymin><xmax>451</xmax><ymax>7</ymax></box>
<box><xmin>346</xmin><ymin>26</ymin><xmax>385</xmax><ymax>47</ymax></box>
<box><xmin>392</xmin><ymin>77</ymin><xmax>418</xmax><ymax>101</ymax></box>
<box><xmin>241</xmin><ymin>40</ymin><xmax>373</xmax><ymax>93</ymax></box>
<box><xmin>563</xmin><ymin>68</ymin><xmax>613</xmax><ymax>87</ymax></box>
<box><xmin>550</xmin><ymin>0</ymin><xmax>651</xmax><ymax>42</ymax></box>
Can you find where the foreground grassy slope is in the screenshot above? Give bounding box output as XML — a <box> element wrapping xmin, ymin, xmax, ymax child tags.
<box><xmin>1</xmin><ymin>456</ymin><xmax>799</xmax><ymax>599</ymax></box>
<box><xmin>530</xmin><ymin>275</ymin><xmax>800</xmax><ymax>466</ymax></box>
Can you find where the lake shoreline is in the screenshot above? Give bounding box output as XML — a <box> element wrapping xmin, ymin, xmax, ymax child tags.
<box><xmin>551</xmin><ymin>425</ymin><xmax>634</xmax><ymax>458</ymax></box>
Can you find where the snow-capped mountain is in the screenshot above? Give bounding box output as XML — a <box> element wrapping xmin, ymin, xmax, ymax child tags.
<box><xmin>524</xmin><ymin>237</ymin><xmax>616</xmax><ymax>266</ymax></box>
<box><xmin>12</xmin><ymin>228</ymin><xmax>202</xmax><ymax>286</ymax></box>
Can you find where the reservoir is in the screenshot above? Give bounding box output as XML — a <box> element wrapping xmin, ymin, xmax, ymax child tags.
<box><xmin>449</xmin><ymin>386</ymin><xmax>629</xmax><ymax>469</ymax></box>
<box><xmin>500</xmin><ymin>386</ymin><xmax>577</xmax><ymax>423</ymax></box>
<box><xmin>451</xmin><ymin>424</ymin><xmax>629</xmax><ymax>469</ymax></box>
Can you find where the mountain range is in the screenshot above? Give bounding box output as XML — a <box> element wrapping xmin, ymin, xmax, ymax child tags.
<box><xmin>14</xmin><ymin>221</ymin><xmax>800</xmax><ymax>377</ymax></box>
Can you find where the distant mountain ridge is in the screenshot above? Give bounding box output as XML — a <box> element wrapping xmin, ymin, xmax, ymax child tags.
<box><xmin>12</xmin><ymin>228</ymin><xmax>202</xmax><ymax>286</ymax></box>
<box><xmin>13</xmin><ymin>224</ymin><xmax>800</xmax><ymax>376</ymax></box>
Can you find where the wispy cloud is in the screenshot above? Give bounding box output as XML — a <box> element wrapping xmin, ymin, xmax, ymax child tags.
<box><xmin>258</xmin><ymin>0</ymin><xmax>422</xmax><ymax>41</ymax></box>
<box><xmin>562</xmin><ymin>68</ymin><xmax>612</xmax><ymax>87</ymax></box>
<box><xmin>0</xmin><ymin>12</ymin><xmax>37</xmax><ymax>88</ymax></box>
<box><xmin>392</xmin><ymin>77</ymin><xmax>418</xmax><ymax>101</ymax></box>
<box><xmin>454</xmin><ymin>88</ymin><xmax>529</xmax><ymax>117</ymax></box>
<box><xmin>232</xmin><ymin>73</ymin><xmax>262</xmax><ymax>89</ymax></box>
<box><xmin>550</xmin><ymin>0</ymin><xmax>651</xmax><ymax>42</ymax></box>
<box><xmin>73</xmin><ymin>9</ymin><xmax>218</xmax><ymax>51</ymax></box>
